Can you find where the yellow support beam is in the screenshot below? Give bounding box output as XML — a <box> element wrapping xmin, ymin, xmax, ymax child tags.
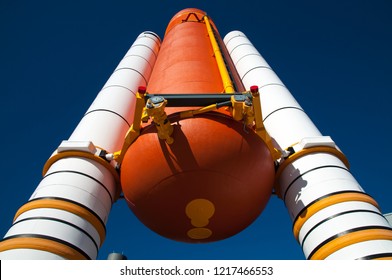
<box><xmin>250</xmin><ymin>86</ymin><xmax>281</xmax><ymax>160</ymax></box>
<box><xmin>115</xmin><ymin>86</ymin><xmax>148</xmax><ymax>163</ymax></box>
<box><xmin>179</xmin><ymin>104</ymin><xmax>219</xmax><ymax>119</ymax></box>
<box><xmin>204</xmin><ymin>15</ymin><xmax>235</xmax><ymax>94</ymax></box>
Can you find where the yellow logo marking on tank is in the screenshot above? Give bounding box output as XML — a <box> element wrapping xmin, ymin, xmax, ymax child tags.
<box><xmin>185</xmin><ymin>199</ymin><xmax>215</xmax><ymax>239</ymax></box>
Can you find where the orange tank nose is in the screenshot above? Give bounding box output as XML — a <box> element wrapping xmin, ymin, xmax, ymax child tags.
<box><xmin>120</xmin><ymin>8</ymin><xmax>275</xmax><ymax>243</ymax></box>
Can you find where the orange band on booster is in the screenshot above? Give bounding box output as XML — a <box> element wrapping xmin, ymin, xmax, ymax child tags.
<box><xmin>293</xmin><ymin>192</ymin><xmax>379</xmax><ymax>240</ymax></box>
<box><xmin>309</xmin><ymin>228</ymin><xmax>392</xmax><ymax>260</ymax></box>
<box><xmin>14</xmin><ymin>198</ymin><xmax>106</xmax><ymax>246</ymax></box>
<box><xmin>0</xmin><ymin>237</ymin><xmax>88</xmax><ymax>260</ymax></box>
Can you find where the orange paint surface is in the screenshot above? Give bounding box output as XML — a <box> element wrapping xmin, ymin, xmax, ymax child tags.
<box><xmin>147</xmin><ymin>8</ymin><xmax>223</xmax><ymax>95</ymax></box>
<box><xmin>120</xmin><ymin>8</ymin><xmax>275</xmax><ymax>243</ymax></box>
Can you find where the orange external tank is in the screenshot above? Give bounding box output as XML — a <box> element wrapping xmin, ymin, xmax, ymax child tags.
<box><xmin>120</xmin><ymin>8</ymin><xmax>275</xmax><ymax>242</ymax></box>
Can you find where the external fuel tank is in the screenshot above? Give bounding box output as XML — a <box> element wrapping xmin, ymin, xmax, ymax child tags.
<box><xmin>120</xmin><ymin>8</ymin><xmax>275</xmax><ymax>243</ymax></box>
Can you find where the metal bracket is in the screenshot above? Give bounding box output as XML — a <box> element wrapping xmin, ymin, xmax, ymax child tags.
<box><xmin>115</xmin><ymin>87</ymin><xmax>282</xmax><ymax>164</ymax></box>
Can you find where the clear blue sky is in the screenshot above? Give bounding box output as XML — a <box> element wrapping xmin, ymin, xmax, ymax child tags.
<box><xmin>1</xmin><ymin>0</ymin><xmax>391</xmax><ymax>260</ymax></box>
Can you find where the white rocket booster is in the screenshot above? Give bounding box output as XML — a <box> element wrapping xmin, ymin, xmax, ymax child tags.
<box><xmin>224</xmin><ymin>31</ymin><xmax>392</xmax><ymax>260</ymax></box>
<box><xmin>0</xmin><ymin>32</ymin><xmax>161</xmax><ymax>260</ymax></box>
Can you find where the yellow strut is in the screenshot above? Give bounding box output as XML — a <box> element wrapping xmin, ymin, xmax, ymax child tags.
<box><xmin>250</xmin><ymin>86</ymin><xmax>281</xmax><ymax>160</ymax></box>
<box><xmin>204</xmin><ymin>15</ymin><xmax>235</xmax><ymax>94</ymax></box>
<box><xmin>115</xmin><ymin>87</ymin><xmax>147</xmax><ymax>163</ymax></box>
<box><xmin>179</xmin><ymin>104</ymin><xmax>219</xmax><ymax>119</ymax></box>
<box><xmin>115</xmin><ymin>88</ymin><xmax>175</xmax><ymax>163</ymax></box>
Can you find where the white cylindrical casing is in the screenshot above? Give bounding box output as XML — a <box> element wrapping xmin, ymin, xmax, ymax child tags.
<box><xmin>31</xmin><ymin>157</ymin><xmax>116</xmax><ymax>224</ymax></box>
<box><xmin>279</xmin><ymin>153</ymin><xmax>360</xmax><ymax>219</ymax></box>
<box><xmin>0</xmin><ymin>32</ymin><xmax>161</xmax><ymax>260</ymax></box>
<box><xmin>69</xmin><ymin>32</ymin><xmax>160</xmax><ymax>153</ymax></box>
<box><xmin>325</xmin><ymin>240</ymin><xmax>392</xmax><ymax>260</ymax></box>
<box><xmin>14</xmin><ymin>208</ymin><xmax>101</xmax><ymax>249</ymax></box>
<box><xmin>0</xmin><ymin>249</ymin><xmax>66</xmax><ymax>260</ymax></box>
<box><xmin>302</xmin><ymin>211</ymin><xmax>390</xmax><ymax>258</ymax></box>
<box><xmin>4</xmin><ymin>218</ymin><xmax>98</xmax><ymax>259</ymax></box>
<box><xmin>224</xmin><ymin>30</ymin><xmax>392</xmax><ymax>260</ymax></box>
<box><xmin>224</xmin><ymin>31</ymin><xmax>321</xmax><ymax>150</ymax></box>
<box><xmin>298</xmin><ymin>201</ymin><xmax>380</xmax><ymax>245</ymax></box>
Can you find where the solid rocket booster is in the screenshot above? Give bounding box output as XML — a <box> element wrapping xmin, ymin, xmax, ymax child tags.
<box><xmin>224</xmin><ymin>31</ymin><xmax>392</xmax><ymax>259</ymax></box>
<box><xmin>0</xmin><ymin>32</ymin><xmax>161</xmax><ymax>260</ymax></box>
